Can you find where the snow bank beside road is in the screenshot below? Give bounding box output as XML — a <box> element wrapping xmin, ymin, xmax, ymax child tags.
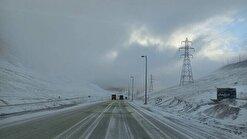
<box><xmin>0</xmin><ymin>59</ymin><xmax>111</xmax><ymax>117</ymax></box>
<box><xmin>148</xmin><ymin>60</ymin><xmax>247</xmax><ymax>138</ymax></box>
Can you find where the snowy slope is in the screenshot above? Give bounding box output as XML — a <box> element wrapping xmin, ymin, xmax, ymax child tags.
<box><xmin>0</xmin><ymin>59</ymin><xmax>111</xmax><ymax>115</ymax></box>
<box><xmin>148</xmin><ymin>60</ymin><xmax>247</xmax><ymax>138</ymax></box>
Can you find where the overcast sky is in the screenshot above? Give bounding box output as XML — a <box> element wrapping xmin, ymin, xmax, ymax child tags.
<box><xmin>0</xmin><ymin>0</ymin><xmax>247</xmax><ymax>91</ymax></box>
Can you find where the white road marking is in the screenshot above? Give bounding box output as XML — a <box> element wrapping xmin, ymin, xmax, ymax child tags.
<box><xmin>104</xmin><ymin>102</ymin><xmax>134</xmax><ymax>139</ymax></box>
<box><xmin>129</xmin><ymin>104</ymin><xmax>172</xmax><ymax>139</ymax></box>
<box><xmin>54</xmin><ymin>113</ymin><xmax>95</xmax><ymax>139</ymax></box>
<box><xmin>54</xmin><ymin>101</ymin><xmax>114</xmax><ymax>139</ymax></box>
<box><xmin>79</xmin><ymin>101</ymin><xmax>114</xmax><ymax>139</ymax></box>
<box><xmin>129</xmin><ymin>103</ymin><xmax>209</xmax><ymax>139</ymax></box>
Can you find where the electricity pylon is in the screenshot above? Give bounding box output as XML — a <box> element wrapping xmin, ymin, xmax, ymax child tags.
<box><xmin>179</xmin><ymin>37</ymin><xmax>195</xmax><ymax>86</ymax></box>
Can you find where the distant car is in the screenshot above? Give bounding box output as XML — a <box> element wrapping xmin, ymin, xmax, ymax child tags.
<box><xmin>119</xmin><ymin>95</ymin><xmax>124</xmax><ymax>100</ymax></box>
<box><xmin>112</xmin><ymin>94</ymin><xmax>116</xmax><ymax>100</ymax></box>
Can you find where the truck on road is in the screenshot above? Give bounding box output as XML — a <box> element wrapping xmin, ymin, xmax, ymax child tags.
<box><xmin>119</xmin><ymin>95</ymin><xmax>124</xmax><ymax>100</ymax></box>
<box><xmin>112</xmin><ymin>94</ymin><xmax>116</xmax><ymax>100</ymax></box>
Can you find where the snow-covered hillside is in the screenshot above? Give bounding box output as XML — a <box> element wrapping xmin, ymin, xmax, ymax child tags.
<box><xmin>0</xmin><ymin>59</ymin><xmax>111</xmax><ymax>116</ymax></box>
<box><xmin>148</xmin><ymin>60</ymin><xmax>247</xmax><ymax>138</ymax></box>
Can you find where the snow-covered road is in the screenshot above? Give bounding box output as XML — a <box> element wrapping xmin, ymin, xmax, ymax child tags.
<box><xmin>0</xmin><ymin>100</ymin><xmax>230</xmax><ymax>139</ymax></box>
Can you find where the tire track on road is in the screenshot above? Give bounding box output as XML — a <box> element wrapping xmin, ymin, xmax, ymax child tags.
<box><xmin>80</xmin><ymin>101</ymin><xmax>115</xmax><ymax>139</ymax></box>
<box><xmin>129</xmin><ymin>103</ymin><xmax>191</xmax><ymax>139</ymax></box>
<box><xmin>55</xmin><ymin>101</ymin><xmax>114</xmax><ymax>139</ymax></box>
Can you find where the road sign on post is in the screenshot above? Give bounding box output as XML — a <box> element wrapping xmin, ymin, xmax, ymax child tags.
<box><xmin>217</xmin><ymin>88</ymin><xmax>236</xmax><ymax>100</ymax></box>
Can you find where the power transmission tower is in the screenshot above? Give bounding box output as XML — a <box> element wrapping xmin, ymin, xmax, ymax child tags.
<box><xmin>179</xmin><ymin>37</ymin><xmax>195</xmax><ymax>86</ymax></box>
<box><xmin>149</xmin><ymin>74</ymin><xmax>154</xmax><ymax>92</ymax></box>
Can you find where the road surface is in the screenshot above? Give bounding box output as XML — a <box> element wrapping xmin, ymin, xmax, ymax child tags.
<box><xmin>0</xmin><ymin>100</ymin><xmax>228</xmax><ymax>139</ymax></box>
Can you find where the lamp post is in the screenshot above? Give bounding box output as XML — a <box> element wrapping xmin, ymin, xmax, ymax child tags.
<box><xmin>128</xmin><ymin>82</ymin><xmax>130</xmax><ymax>100</ymax></box>
<box><xmin>130</xmin><ymin>76</ymin><xmax>134</xmax><ymax>101</ymax></box>
<box><xmin>141</xmin><ymin>55</ymin><xmax>148</xmax><ymax>105</ymax></box>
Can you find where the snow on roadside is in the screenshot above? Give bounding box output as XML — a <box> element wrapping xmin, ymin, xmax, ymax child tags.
<box><xmin>131</xmin><ymin>101</ymin><xmax>245</xmax><ymax>139</ymax></box>
<box><xmin>0</xmin><ymin>59</ymin><xmax>111</xmax><ymax>118</ymax></box>
<box><xmin>143</xmin><ymin>60</ymin><xmax>247</xmax><ymax>138</ymax></box>
<box><xmin>0</xmin><ymin>100</ymin><xmax>107</xmax><ymax>127</ymax></box>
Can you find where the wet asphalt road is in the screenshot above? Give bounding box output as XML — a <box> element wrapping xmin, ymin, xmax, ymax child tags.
<box><xmin>0</xmin><ymin>100</ymin><xmax>225</xmax><ymax>139</ymax></box>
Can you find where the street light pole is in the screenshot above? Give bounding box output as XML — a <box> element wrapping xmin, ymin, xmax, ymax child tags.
<box><xmin>141</xmin><ymin>55</ymin><xmax>148</xmax><ymax>105</ymax></box>
<box><xmin>128</xmin><ymin>82</ymin><xmax>130</xmax><ymax>100</ymax></box>
<box><xmin>130</xmin><ymin>76</ymin><xmax>134</xmax><ymax>101</ymax></box>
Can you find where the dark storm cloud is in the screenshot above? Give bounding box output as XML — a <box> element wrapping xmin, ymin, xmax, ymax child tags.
<box><xmin>0</xmin><ymin>0</ymin><xmax>247</xmax><ymax>90</ymax></box>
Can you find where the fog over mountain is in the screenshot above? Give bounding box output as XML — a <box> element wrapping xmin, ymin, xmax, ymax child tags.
<box><xmin>0</xmin><ymin>0</ymin><xmax>247</xmax><ymax>90</ymax></box>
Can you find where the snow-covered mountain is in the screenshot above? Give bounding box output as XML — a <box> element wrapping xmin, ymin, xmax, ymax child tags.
<box><xmin>148</xmin><ymin>59</ymin><xmax>247</xmax><ymax>137</ymax></box>
<box><xmin>0</xmin><ymin>58</ymin><xmax>111</xmax><ymax>115</ymax></box>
